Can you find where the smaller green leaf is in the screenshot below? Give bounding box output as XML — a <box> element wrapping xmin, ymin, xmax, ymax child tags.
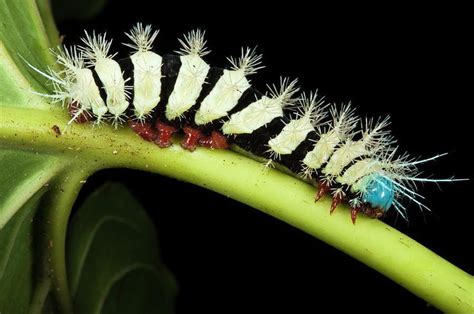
<box><xmin>0</xmin><ymin>190</ymin><xmax>44</xmax><ymax>314</ymax></box>
<box><xmin>0</xmin><ymin>149</ymin><xmax>63</xmax><ymax>229</ymax></box>
<box><xmin>0</xmin><ymin>0</ymin><xmax>59</xmax><ymax>99</ymax></box>
<box><xmin>36</xmin><ymin>0</ymin><xmax>60</xmax><ymax>47</ymax></box>
<box><xmin>67</xmin><ymin>182</ymin><xmax>177</xmax><ymax>314</ymax></box>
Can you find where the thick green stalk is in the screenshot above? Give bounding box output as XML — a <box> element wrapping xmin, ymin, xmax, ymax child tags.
<box><xmin>1</xmin><ymin>106</ymin><xmax>472</xmax><ymax>312</ymax></box>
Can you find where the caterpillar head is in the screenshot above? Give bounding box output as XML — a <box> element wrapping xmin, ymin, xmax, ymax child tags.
<box><xmin>348</xmin><ymin>150</ymin><xmax>464</xmax><ymax>223</ymax></box>
<box><xmin>360</xmin><ymin>174</ymin><xmax>394</xmax><ymax>213</ymax></box>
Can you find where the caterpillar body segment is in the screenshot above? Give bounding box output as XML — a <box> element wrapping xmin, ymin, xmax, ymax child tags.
<box><xmin>123</xmin><ymin>23</ymin><xmax>163</xmax><ymax>122</ymax></box>
<box><xmin>79</xmin><ymin>31</ymin><xmax>130</xmax><ymax>125</ymax></box>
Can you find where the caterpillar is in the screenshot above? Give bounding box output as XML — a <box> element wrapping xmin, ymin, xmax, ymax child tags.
<box><xmin>27</xmin><ymin>23</ymin><xmax>461</xmax><ymax>224</ymax></box>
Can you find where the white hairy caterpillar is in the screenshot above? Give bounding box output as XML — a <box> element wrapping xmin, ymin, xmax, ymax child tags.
<box><xmin>27</xmin><ymin>23</ymin><xmax>464</xmax><ymax>224</ymax></box>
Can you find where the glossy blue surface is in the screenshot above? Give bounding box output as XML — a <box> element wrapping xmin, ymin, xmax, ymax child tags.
<box><xmin>362</xmin><ymin>175</ymin><xmax>394</xmax><ymax>211</ymax></box>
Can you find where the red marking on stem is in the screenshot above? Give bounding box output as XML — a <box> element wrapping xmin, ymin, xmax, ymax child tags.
<box><xmin>155</xmin><ymin>120</ymin><xmax>178</xmax><ymax>148</ymax></box>
<box><xmin>128</xmin><ymin>120</ymin><xmax>157</xmax><ymax>142</ymax></box>
<box><xmin>199</xmin><ymin>131</ymin><xmax>230</xmax><ymax>149</ymax></box>
<box><xmin>181</xmin><ymin>126</ymin><xmax>204</xmax><ymax>151</ymax></box>
<box><xmin>68</xmin><ymin>101</ymin><xmax>90</xmax><ymax>123</ymax></box>
<box><xmin>315</xmin><ymin>181</ymin><xmax>331</xmax><ymax>201</ymax></box>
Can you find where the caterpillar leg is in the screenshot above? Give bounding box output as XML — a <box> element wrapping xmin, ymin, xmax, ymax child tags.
<box><xmin>330</xmin><ymin>193</ymin><xmax>344</xmax><ymax>214</ymax></box>
<box><xmin>181</xmin><ymin>126</ymin><xmax>204</xmax><ymax>151</ymax></box>
<box><xmin>350</xmin><ymin>206</ymin><xmax>361</xmax><ymax>224</ymax></box>
<box><xmin>68</xmin><ymin>101</ymin><xmax>91</xmax><ymax>124</ymax></box>
<box><xmin>315</xmin><ymin>180</ymin><xmax>331</xmax><ymax>201</ymax></box>
<box><xmin>128</xmin><ymin>120</ymin><xmax>157</xmax><ymax>142</ymax></box>
<box><xmin>155</xmin><ymin>120</ymin><xmax>178</xmax><ymax>148</ymax></box>
<box><xmin>199</xmin><ymin>131</ymin><xmax>229</xmax><ymax>149</ymax></box>
<box><xmin>350</xmin><ymin>204</ymin><xmax>384</xmax><ymax>223</ymax></box>
<box><xmin>362</xmin><ymin>207</ymin><xmax>384</xmax><ymax>219</ymax></box>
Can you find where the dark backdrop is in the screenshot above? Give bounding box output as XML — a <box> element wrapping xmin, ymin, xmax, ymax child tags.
<box><xmin>55</xmin><ymin>2</ymin><xmax>472</xmax><ymax>313</ymax></box>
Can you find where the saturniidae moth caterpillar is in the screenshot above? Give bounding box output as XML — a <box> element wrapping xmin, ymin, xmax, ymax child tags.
<box><xmin>26</xmin><ymin>23</ymin><xmax>464</xmax><ymax>224</ymax></box>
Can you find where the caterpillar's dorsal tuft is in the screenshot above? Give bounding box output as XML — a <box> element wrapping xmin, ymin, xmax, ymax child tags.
<box><xmin>176</xmin><ymin>29</ymin><xmax>210</xmax><ymax>57</ymax></box>
<box><xmin>123</xmin><ymin>22</ymin><xmax>159</xmax><ymax>53</ymax></box>
<box><xmin>227</xmin><ymin>46</ymin><xmax>264</xmax><ymax>76</ymax></box>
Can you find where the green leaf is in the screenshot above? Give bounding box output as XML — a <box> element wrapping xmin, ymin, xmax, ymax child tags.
<box><xmin>0</xmin><ymin>189</ymin><xmax>45</xmax><ymax>314</ymax></box>
<box><xmin>0</xmin><ymin>0</ymin><xmax>58</xmax><ymax>99</ymax></box>
<box><xmin>36</xmin><ymin>0</ymin><xmax>60</xmax><ymax>46</ymax></box>
<box><xmin>0</xmin><ymin>149</ymin><xmax>70</xmax><ymax>313</ymax></box>
<box><xmin>0</xmin><ymin>149</ymin><xmax>64</xmax><ymax>229</ymax></box>
<box><xmin>67</xmin><ymin>183</ymin><xmax>177</xmax><ymax>314</ymax></box>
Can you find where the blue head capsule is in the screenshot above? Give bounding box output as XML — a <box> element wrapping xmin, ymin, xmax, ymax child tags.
<box><xmin>362</xmin><ymin>175</ymin><xmax>394</xmax><ymax>212</ymax></box>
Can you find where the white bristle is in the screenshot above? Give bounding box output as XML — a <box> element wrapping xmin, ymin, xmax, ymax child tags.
<box><xmin>227</xmin><ymin>46</ymin><xmax>264</xmax><ymax>76</ymax></box>
<box><xmin>176</xmin><ymin>29</ymin><xmax>210</xmax><ymax>57</ymax></box>
<box><xmin>123</xmin><ymin>23</ymin><xmax>159</xmax><ymax>53</ymax></box>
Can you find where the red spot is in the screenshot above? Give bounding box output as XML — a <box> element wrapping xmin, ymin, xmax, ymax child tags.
<box><xmin>350</xmin><ymin>206</ymin><xmax>361</xmax><ymax>224</ymax></box>
<box><xmin>199</xmin><ymin>131</ymin><xmax>230</xmax><ymax>149</ymax></box>
<box><xmin>128</xmin><ymin>120</ymin><xmax>157</xmax><ymax>142</ymax></box>
<box><xmin>315</xmin><ymin>181</ymin><xmax>331</xmax><ymax>201</ymax></box>
<box><xmin>181</xmin><ymin>126</ymin><xmax>204</xmax><ymax>151</ymax></box>
<box><xmin>155</xmin><ymin>120</ymin><xmax>178</xmax><ymax>148</ymax></box>
<box><xmin>68</xmin><ymin>102</ymin><xmax>90</xmax><ymax>123</ymax></box>
<box><xmin>363</xmin><ymin>206</ymin><xmax>384</xmax><ymax>219</ymax></box>
<box><xmin>330</xmin><ymin>193</ymin><xmax>344</xmax><ymax>214</ymax></box>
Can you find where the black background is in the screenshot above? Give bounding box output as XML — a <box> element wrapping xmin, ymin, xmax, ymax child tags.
<box><xmin>55</xmin><ymin>2</ymin><xmax>472</xmax><ymax>313</ymax></box>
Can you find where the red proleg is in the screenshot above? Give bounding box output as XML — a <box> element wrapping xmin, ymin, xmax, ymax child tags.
<box><xmin>68</xmin><ymin>101</ymin><xmax>90</xmax><ymax>123</ymax></box>
<box><xmin>330</xmin><ymin>193</ymin><xmax>344</xmax><ymax>214</ymax></box>
<box><xmin>128</xmin><ymin>120</ymin><xmax>158</xmax><ymax>141</ymax></box>
<box><xmin>155</xmin><ymin>120</ymin><xmax>178</xmax><ymax>148</ymax></box>
<box><xmin>199</xmin><ymin>131</ymin><xmax>230</xmax><ymax>149</ymax></box>
<box><xmin>315</xmin><ymin>180</ymin><xmax>331</xmax><ymax>201</ymax></box>
<box><xmin>181</xmin><ymin>126</ymin><xmax>204</xmax><ymax>151</ymax></box>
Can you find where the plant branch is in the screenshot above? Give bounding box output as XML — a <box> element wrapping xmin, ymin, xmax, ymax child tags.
<box><xmin>42</xmin><ymin>168</ymin><xmax>93</xmax><ymax>314</ymax></box>
<box><xmin>29</xmin><ymin>278</ymin><xmax>51</xmax><ymax>314</ymax></box>
<box><xmin>1</xmin><ymin>106</ymin><xmax>472</xmax><ymax>312</ymax></box>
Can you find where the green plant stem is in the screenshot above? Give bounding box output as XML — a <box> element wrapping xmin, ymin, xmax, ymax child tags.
<box><xmin>1</xmin><ymin>106</ymin><xmax>473</xmax><ymax>312</ymax></box>
<box><xmin>42</xmin><ymin>169</ymin><xmax>92</xmax><ymax>314</ymax></box>
<box><xmin>29</xmin><ymin>278</ymin><xmax>51</xmax><ymax>314</ymax></box>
